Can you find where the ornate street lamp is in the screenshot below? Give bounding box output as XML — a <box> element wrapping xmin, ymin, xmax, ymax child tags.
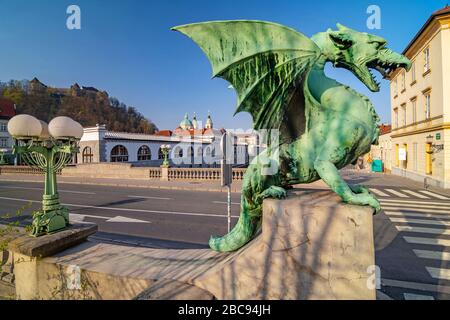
<box><xmin>8</xmin><ymin>115</ymin><xmax>83</xmax><ymax>237</ymax></box>
<box><xmin>160</xmin><ymin>144</ymin><xmax>171</xmax><ymax>167</ymax></box>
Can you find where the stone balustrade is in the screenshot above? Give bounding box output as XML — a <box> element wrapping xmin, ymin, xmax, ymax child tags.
<box><xmin>162</xmin><ymin>167</ymin><xmax>246</xmax><ymax>181</ymax></box>
<box><xmin>0</xmin><ymin>166</ymin><xmax>61</xmax><ymax>176</ymax></box>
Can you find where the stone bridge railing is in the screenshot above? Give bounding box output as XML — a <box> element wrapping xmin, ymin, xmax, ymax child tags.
<box><xmin>0</xmin><ymin>166</ymin><xmax>62</xmax><ymax>176</ymax></box>
<box><xmin>152</xmin><ymin>167</ymin><xmax>246</xmax><ymax>181</ymax></box>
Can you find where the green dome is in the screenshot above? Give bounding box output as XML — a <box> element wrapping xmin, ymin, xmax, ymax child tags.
<box><xmin>179</xmin><ymin>113</ymin><xmax>193</xmax><ymax>130</ymax></box>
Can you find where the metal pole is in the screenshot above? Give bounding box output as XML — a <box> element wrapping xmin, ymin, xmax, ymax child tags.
<box><xmin>227</xmin><ymin>185</ymin><xmax>231</xmax><ymax>233</ymax></box>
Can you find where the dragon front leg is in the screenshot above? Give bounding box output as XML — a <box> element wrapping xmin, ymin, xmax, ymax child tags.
<box><xmin>313</xmin><ymin>146</ymin><xmax>381</xmax><ymax>214</ymax></box>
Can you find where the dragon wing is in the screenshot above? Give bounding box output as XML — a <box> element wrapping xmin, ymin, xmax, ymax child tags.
<box><xmin>172</xmin><ymin>20</ymin><xmax>321</xmax><ymax>143</ymax></box>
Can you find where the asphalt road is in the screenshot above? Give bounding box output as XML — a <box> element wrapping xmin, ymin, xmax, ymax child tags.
<box><xmin>0</xmin><ymin>180</ymin><xmax>241</xmax><ymax>248</ymax></box>
<box><xmin>1</xmin><ymin>177</ymin><xmax>450</xmax><ymax>300</ymax></box>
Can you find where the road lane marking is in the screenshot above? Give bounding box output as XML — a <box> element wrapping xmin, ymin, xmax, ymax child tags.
<box><xmin>419</xmin><ymin>191</ymin><xmax>450</xmax><ymax>200</ymax></box>
<box><xmin>70</xmin><ymin>213</ymin><xmax>150</xmax><ymax>224</ymax></box>
<box><xmin>403</xmin><ymin>293</ymin><xmax>434</xmax><ymax>300</ymax></box>
<box><xmin>0</xmin><ymin>186</ymin><xmax>95</xmax><ymax>195</ymax></box>
<box><xmin>213</xmin><ymin>201</ymin><xmax>241</xmax><ymax>206</ymax></box>
<box><xmin>404</xmin><ymin>236</ymin><xmax>450</xmax><ymax>247</ymax></box>
<box><xmin>413</xmin><ymin>250</ymin><xmax>450</xmax><ymax>261</ymax></box>
<box><xmin>369</xmin><ymin>188</ymin><xmax>390</xmax><ymax>197</ymax></box>
<box><xmin>381</xmin><ymin>206</ymin><xmax>450</xmax><ymax>214</ymax></box>
<box><xmin>380</xmin><ymin>199</ymin><xmax>450</xmax><ymax>206</ymax></box>
<box><xmin>401</xmin><ymin>190</ymin><xmax>430</xmax><ymax>199</ymax></box>
<box><xmin>0</xmin><ymin>196</ymin><xmax>240</xmax><ymax>219</ymax></box>
<box><xmin>381</xmin><ymin>202</ymin><xmax>450</xmax><ymax>210</ymax></box>
<box><xmin>426</xmin><ymin>267</ymin><xmax>450</xmax><ymax>281</ymax></box>
<box><xmin>127</xmin><ymin>195</ymin><xmax>172</xmax><ymax>200</ymax></box>
<box><xmin>381</xmin><ymin>278</ymin><xmax>450</xmax><ymax>295</ymax></box>
<box><xmin>396</xmin><ymin>225</ymin><xmax>450</xmax><ymax>235</ymax></box>
<box><xmin>389</xmin><ymin>217</ymin><xmax>450</xmax><ymax>227</ymax></box>
<box><xmin>385</xmin><ymin>211</ymin><xmax>450</xmax><ymax>220</ymax></box>
<box><xmin>385</xmin><ymin>189</ymin><xmax>409</xmax><ymax>198</ymax></box>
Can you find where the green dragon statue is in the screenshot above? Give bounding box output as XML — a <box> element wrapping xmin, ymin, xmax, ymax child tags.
<box><xmin>173</xmin><ymin>21</ymin><xmax>411</xmax><ymax>252</ymax></box>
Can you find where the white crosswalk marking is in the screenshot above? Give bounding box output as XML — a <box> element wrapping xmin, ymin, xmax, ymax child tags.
<box><xmin>426</xmin><ymin>267</ymin><xmax>450</xmax><ymax>281</ymax></box>
<box><xmin>385</xmin><ymin>189</ymin><xmax>410</xmax><ymax>198</ymax></box>
<box><xmin>389</xmin><ymin>217</ymin><xmax>450</xmax><ymax>227</ymax></box>
<box><xmin>403</xmin><ymin>293</ymin><xmax>435</xmax><ymax>300</ymax></box>
<box><xmin>382</xmin><ymin>202</ymin><xmax>450</xmax><ymax>210</ymax></box>
<box><xmin>386</xmin><ymin>211</ymin><xmax>450</xmax><ymax>220</ymax></box>
<box><xmin>404</xmin><ymin>237</ymin><xmax>450</xmax><ymax>247</ymax></box>
<box><xmin>382</xmin><ymin>206</ymin><xmax>450</xmax><ymax>214</ymax></box>
<box><xmin>396</xmin><ymin>225</ymin><xmax>450</xmax><ymax>235</ymax></box>
<box><xmin>401</xmin><ymin>190</ymin><xmax>430</xmax><ymax>199</ymax></box>
<box><xmin>381</xmin><ymin>198</ymin><xmax>450</xmax><ymax>206</ymax></box>
<box><xmin>419</xmin><ymin>191</ymin><xmax>450</xmax><ymax>200</ymax></box>
<box><xmin>413</xmin><ymin>250</ymin><xmax>450</xmax><ymax>261</ymax></box>
<box><xmin>370</xmin><ymin>188</ymin><xmax>390</xmax><ymax>197</ymax></box>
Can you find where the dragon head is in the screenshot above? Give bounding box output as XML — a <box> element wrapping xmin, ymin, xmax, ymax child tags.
<box><xmin>313</xmin><ymin>24</ymin><xmax>411</xmax><ymax>92</ymax></box>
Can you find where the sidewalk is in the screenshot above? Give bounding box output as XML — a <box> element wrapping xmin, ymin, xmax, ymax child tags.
<box><xmin>0</xmin><ymin>174</ymin><xmax>243</xmax><ymax>193</ymax></box>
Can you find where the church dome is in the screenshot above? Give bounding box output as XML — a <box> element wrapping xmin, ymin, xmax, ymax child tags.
<box><xmin>179</xmin><ymin>113</ymin><xmax>193</xmax><ymax>130</ymax></box>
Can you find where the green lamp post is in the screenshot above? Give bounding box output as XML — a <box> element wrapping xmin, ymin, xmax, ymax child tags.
<box><xmin>0</xmin><ymin>148</ymin><xmax>7</xmax><ymax>165</ymax></box>
<box><xmin>8</xmin><ymin>115</ymin><xmax>83</xmax><ymax>237</ymax></box>
<box><xmin>160</xmin><ymin>144</ymin><xmax>171</xmax><ymax>167</ymax></box>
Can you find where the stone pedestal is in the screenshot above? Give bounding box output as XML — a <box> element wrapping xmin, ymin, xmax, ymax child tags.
<box><xmin>192</xmin><ymin>190</ymin><xmax>376</xmax><ymax>300</ymax></box>
<box><xmin>8</xmin><ymin>223</ymin><xmax>97</xmax><ymax>300</ymax></box>
<box><xmin>160</xmin><ymin>165</ymin><xmax>169</xmax><ymax>181</ymax></box>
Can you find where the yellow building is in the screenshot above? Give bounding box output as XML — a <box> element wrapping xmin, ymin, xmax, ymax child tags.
<box><xmin>390</xmin><ymin>6</ymin><xmax>450</xmax><ymax>188</ymax></box>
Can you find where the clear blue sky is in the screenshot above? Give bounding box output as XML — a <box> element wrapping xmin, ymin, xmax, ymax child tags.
<box><xmin>0</xmin><ymin>0</ymin><xmax>447</xmax><ymax>130</ymax></box>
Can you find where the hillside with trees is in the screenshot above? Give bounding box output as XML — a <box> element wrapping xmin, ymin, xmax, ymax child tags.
<box><xmin>0</xmin><ymin>78</ymin><xmax>158</xmax><ymax>134</ymax></box>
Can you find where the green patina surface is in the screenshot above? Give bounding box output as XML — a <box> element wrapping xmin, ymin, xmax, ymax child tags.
<box><xmin>13</xmin><ymin>138</ymin><xmax>79</xmax><ymax>237</ymax></box>
<box><xmin>174</xmin><ymin>21</ymin><xmax>411</xmax><ymax>252</ymax></box>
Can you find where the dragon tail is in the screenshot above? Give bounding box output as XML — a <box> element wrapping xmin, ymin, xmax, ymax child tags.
<box><xmin>209</xmin><ymin>205</ymin><xmax>259</xmax><ymax>252</ymax></box>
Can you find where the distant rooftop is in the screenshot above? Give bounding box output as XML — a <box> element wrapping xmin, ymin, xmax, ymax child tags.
<box><xmin>0</xmin><ymin>98</ymin><xmax>16</xmax><ymax>119</ymax></box>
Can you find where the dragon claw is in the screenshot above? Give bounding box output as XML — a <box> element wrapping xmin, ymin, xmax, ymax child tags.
<box><xmin>256</xmin><ymin>186</ymin><xmax>287</xmax><ymax>203</ymax></box>
<box><xmin>344</xmin><ymin>192</ymin><xmax>381</xmax><ymax>214</ymax></box>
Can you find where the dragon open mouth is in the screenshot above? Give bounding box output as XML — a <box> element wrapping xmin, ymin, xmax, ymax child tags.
<box><xmin>358</xmin><ymin>52</ymin><xmax>411</xmax><ymax>92</ymax></box>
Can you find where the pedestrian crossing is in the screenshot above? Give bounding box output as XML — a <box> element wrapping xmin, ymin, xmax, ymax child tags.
<box><xmin>378</xmin><ymin>192</ymin><xmax>450</xmax><ymax>300</ymax></box>
<box><xmin>369</xmin><ymin>187</ymin><xmax>450</xmax><ymax>200</ymax></box>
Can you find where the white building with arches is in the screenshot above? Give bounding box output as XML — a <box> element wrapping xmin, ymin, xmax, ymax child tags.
<box><xmin>77</xmin><ymin>123</ymin><xmax>251</xmax><ymax>167</ymax></box>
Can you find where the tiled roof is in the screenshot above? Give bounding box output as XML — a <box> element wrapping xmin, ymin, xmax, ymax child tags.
<box><xmin>104</xmin><ymin>131</ymin><xmax>211</xmax><ymax>144</ymax></box>
<box><xmin>0</xmin><ymin>98</ymin><xmax>16</xmax><ymax>119</ymax></box>
<box><xmin>379</xmin><ymin>124</ymin><xmax>391</xmax><ymax>136</ymax></box>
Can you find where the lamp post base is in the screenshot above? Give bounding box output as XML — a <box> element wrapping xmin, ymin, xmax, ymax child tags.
<box><xmin>31</xmin><ymin>206</ymin><xmax>70</xmax><ymax>237</ymax></box>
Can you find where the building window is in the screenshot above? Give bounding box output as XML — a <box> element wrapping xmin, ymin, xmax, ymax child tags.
<box><xmin>158</xmin><ymin>147</ymin><xmax>164</xmax><ymax>160</ymax></box>
<box><xmin>401</xmin><ymin>72</ymin><xmax>406</xmax><ymax>92</ymax></box>
<box><xmin>424</xmin><ymin>92</ymin><xmax>431</xmax><ymax>119</ymax></box>
<box><xmin>0</xmin><ymin>123</ymin><xmax>7</xmax><ymax>132</ymax></box>
<box><xmin>110</xmin><ymin>145</ymin><xmax>129</xmax><ymax>162</ymax></box>
<box><xmin>411</xmin><ymin>61</ymin><xmax>416</xmax><ymax>83</ymax></box>
<box><xmin>411</xmin><ymin>99</ymin><xmax>417</xmax><ymax>123</ymax></box>
<box><xmin>173</xmin><ymin>146</ymin><xmax>183</xmax><ymax>158</ymax></box>
<box><xmin>424</xmin><ymin>47</ymin><xmax>430</xmax><ymax>73</ymax></box>
<box><xmin>0</xmin><ymin>138</ymin><xmax>8</xmax><ymax>147</ymax></box>
<box><xmin>394</xmin><ymin>79</ymin><xmax>398</xmax><ymax>96</ymax></box>
<box><xmin>394</xmin><ymin>108</ymin><xmax>399</xmax><ymax>128</ymax></box>
<box><xmin>197</xmin><ymin>147</ymin><xmax>203</xmax><ymax>158</ymax></box>
<box><xmin>137</xmin><ymin>145</ymin><xmax>151</xmax><ymax>161</ymax></box>
<box><xmin>401</xmin><ymin>104</ymin><xmax>406</xmax><ymax>127</ymax></box>
<box><xmin>82</xmin><ymin>146</ymin><xmax>93</xmax><ymax>163</ymax></box>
